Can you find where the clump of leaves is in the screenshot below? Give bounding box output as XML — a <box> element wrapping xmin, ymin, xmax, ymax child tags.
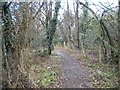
<box><xmin>41</xmin><ymin>71</ymin><xmax>56</xmax><ymax>87</ymax></box>
<box><xmin>32</xmin><ymin>65</ymin><xmax>42</xmax><ymax>73</ymax></box>
<box><xmin>102</xmin><ymin>72</ymin><xmax>114</xmax><ymax>77</ymax></box>
<box><xmin>33</xmin><ymin>68</ymin><xmax>57</xmax><ymax>87</ymax></box>
<box><xmin>52</xmin><ymin>51</ymin><xmax>56</xmax><ymax>54</ymax></box>
<box><xmin>34</xmin><ymin>49</ymin><xmax>48</xmax><ymax>57</ymax></box>
<box><xmin>52</xmin><ymin>55</ymin><xmax>61</xmax><ymax>59</ymax></box>
<box><xmin>35</xmin><ymin>79</ymin><xmax>41</xmax><ymax>84</ymax></box>
<box><xmin>88</xmin><ymin>63</ymin><xmax>96</xmax><ymax>67</ymax></box>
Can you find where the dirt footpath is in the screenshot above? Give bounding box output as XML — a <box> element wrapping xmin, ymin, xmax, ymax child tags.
<box><xmin>55</xmin><ymin>49</ymin><xmax>94</xmax><ymax>88</ymax></box>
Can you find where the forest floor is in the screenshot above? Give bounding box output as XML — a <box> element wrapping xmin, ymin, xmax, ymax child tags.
<box><xmin>27</xmin><ymin>46</ymin><xmax>118</xmax><ymax>88</ymax></box>
<box><xmin>0</xmin><ymin>46</ymin><xmax>118</xmax><ymax>88</ymax></box>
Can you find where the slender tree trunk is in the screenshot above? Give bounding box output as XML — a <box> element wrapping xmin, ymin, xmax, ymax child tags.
<box><xmin>118</xmin><ymin>0</ymin><xmax>120</xmax><ymax>87</ymax></box>
<box><xmin>100</xmin><ymin>20</ymin><xmax>115</xmax><ymax>63</ymax></box>
<box><xmin>99</xmin><ymin>20</ymin><xmax>108</xmax><ymax>62</ymax></box>
<box><xmin>1</xmin><ymin>3</ymin><xmax>12</xmax><ymax>87</ymax></box>
<box><xmin>47</xmin><ymin>1</ymin><xmax>52</xmax><ymax>55</ymax></box>
<box><xmin>82</xmin><ymin>1</ymin><xmax>88</xmax><ymax>49</ymax></box>
<box><xmin>98</xmin><ymin>45</ymin><xmax>102</xmax><ymax>63</ymax></box>
<box><xmin>67</xmin><ymin>1</ymin><xmax>72</xmax><ymax>49</ymax></box>
<box><xmin>75</xmin><ymin>1</ymin><xmax>80</xmax><ymax>49</ymax></box>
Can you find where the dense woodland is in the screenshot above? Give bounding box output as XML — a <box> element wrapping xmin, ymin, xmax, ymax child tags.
<box><xmin>0</xmin><ymin>0</ymin><xmax>120</xmax><ymax>88</ymax></box>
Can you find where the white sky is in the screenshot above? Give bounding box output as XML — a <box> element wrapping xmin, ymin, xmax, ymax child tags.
<box><xmin>59</xmin><ymin>0</ymin><xmax>118</xmax><ymax>15</ymax></box>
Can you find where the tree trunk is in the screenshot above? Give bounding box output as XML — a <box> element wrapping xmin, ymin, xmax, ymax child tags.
<box><xmin>99</xmin><ymin>20</ymin><xmax>108</xmax><ymax>62</ymax></box>
<box><xmin>1</xmin><ymin>3</ymin><xmax>12</xmax><ymax>87</ymax></box>
<box><xmin>75</xmin><ymin>1</ymin><xmax>80</xmax><ymax>49</ymax></box>
<box><xmin>118</xmin><ymin>0</ymin><xmax>120</xmax><ymax>87</ymax></box>
<box><xmin>67</xmin><ymin>1</ymin><xmax>72</xmax><ymax>49</ymax></box>
<box><xmin>1</xmin><ymin>2</ymin><xmax>29</xmax><ymax>88</ymax></box>
<box><xmin>100</xmin><ymin>19</ymin><xmax>117</xmax><ymax>64</ymax></box>
<box><xmin>46</xmin><ymin>1</ymin><xmax>60</xmax><ymax>55</ymax></box>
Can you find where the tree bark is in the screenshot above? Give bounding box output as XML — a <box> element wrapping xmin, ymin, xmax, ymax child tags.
<box><xmin>1</xmin><ymin>3</ymin><xmax>12</xmax><ymax>87</ymax></box>
<box><xmin>46</xmin><ymin>1</ymin><xmax>61</xmax><ymax>55</ymax></box>
<box><xmin>75</xmin><ymin>0</ymin><xmax>80</xmax><ymax>49</ymax></box>
<box><xmin>118</xmin><ymin>0</ymin><xmax>120</xmax><ymax>87</ymax></box>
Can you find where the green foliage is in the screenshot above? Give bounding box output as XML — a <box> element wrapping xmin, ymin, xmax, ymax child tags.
<box><xmin>34</xmin><ymin>49</ymin><xmax>48</xmax><ymax>57</ymax></box>
<box><xmin>41</xmin><ymin>71</ymin><xmax>56</xmax><ymax>86</ymax></box>
<box><xmin>87</xmin><ymin>63</ymin><xmax>96</xmax><ymax>67</ymax></box>
<box><xmin>102</xmin><ymin>72</ymin><xmax>115</xmax><ymax>77</ymax></box>
<box><xmin>35</xmin><ymin>79</ymin><xmax>41</xmax><ymax>84</ymax></box>
<box><xmin>32</xmin><ymin>64</ymin><xmax>57</xmax><ymax>87</ymax></box>
<box><xmin>34</xmin><ymin>71</ymin><xmax>56</xmax><ymax>87</ymax></box>
<box><xmin>31</xmin><ymin>32</ymin><xmax>47</xmax><ymax>48</ymax></box>
<box><xmin>34</xmin><ymin>65</ymin><xmax>42</xmax><ymax>72</ymax></box>
<box><xmin>52</xmin><ymin>55</ymin><xmax>61</xmax><ymax>59</ymax></box>
<box><xmin>88</xmin><ymin>62</ymin><xmax>118</xmax><ymax>88</ymax></box>
<box><xmin>51</xmin><ymin>51</ymin><xmax>56</xmax><ymax>54</ymax></box>
<box><xmin>80</xmin><ymin>29</ymin><xmax>99</xmax><ymax>48</ymax></box>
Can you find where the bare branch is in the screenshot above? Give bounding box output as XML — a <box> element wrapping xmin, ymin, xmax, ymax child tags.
<box><xmin>79</xmin><ymin>2</ymin><xmax>98</xmax><ymax>20</ymax></box>
<box><xmin>33</xmin><ymin>2</ymin><xmax>44</xmax><ymax>19</ymax></box>
<box><xmin>99</xmin><ymin>2</ymin><xmax>116</xmax><ymax>13</ymax></box>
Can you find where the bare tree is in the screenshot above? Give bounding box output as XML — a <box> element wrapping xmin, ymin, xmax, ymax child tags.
<box><xmin>79</xmin><ymin>1</ymin><xmax>118</xmax><ymax>64</ymax></box>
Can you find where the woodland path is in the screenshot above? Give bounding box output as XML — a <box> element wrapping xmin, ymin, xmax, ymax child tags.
<box><xmin>54</xmin><ymin>49</ymin><xmax>93</xmax><ymax>88</ymax></box>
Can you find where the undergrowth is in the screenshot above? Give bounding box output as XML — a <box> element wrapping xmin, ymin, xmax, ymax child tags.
<box><xmin>87</xmin><ymin>62</ymin><xmax>118</xmax><ymax>88</ymax></box>
<box><xmin>29</xmin><ymin>50</ymin><xmax>62</xmax><ymax>88</ymax></box>
<box><xmin>31</xmin><ymin>64</ymin><xmax>58</xmax><ymax>87</ymax></box>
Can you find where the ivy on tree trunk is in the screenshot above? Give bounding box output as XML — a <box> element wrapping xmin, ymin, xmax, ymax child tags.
<box><xmin>46</xmin><ymin>1</ymin><xmax>61</xmax><ymax>55</ymax></box>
